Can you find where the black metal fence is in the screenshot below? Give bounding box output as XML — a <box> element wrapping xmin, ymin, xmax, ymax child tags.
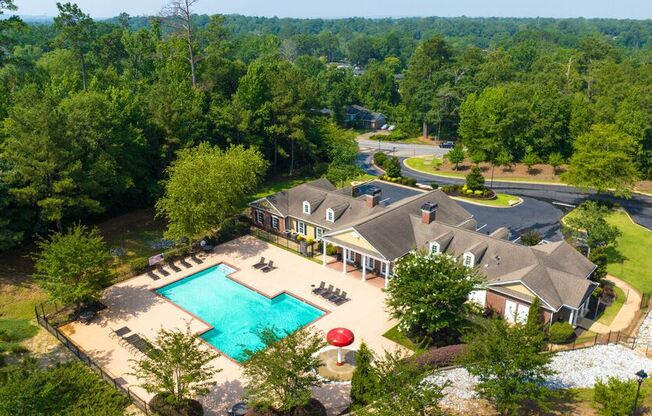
<box><xmin>547</xmin><ymin>329</ymin><xmax>652</xmax><ymax>356</ymax></box>
<box><xmin>250</xmin><ymin>226</ymin><xmax>321</xmax><ymax>258</ymax></box>
<box><xmin>35</xmin><ymin>304</ymin><xmax>153</xmax><ymax>415</ymax></box>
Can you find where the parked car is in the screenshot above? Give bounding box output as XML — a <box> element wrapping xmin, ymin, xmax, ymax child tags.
<box><xmin>380</xmin><ymin>124</ymin><xmax>388</xmax><ymax>130</ymax></box>
<box><xmin>387</xmin><ymin>125</ymin><xmax>396</xmax><ymax>131</ymax></box>
<box><xmin>440</xmin><ymin>141</ymin><xmax>455</xmax><ymax>148</ymax></box>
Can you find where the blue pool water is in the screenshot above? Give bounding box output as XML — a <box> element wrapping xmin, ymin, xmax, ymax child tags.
<box><xmin>156</xmin><ymin>264</ymin><xmax>325</xmax><ymax>362</ymax></box>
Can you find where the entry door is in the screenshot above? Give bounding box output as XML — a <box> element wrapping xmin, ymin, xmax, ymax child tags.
<box><xmin>504</xmin><ymin>300</ymin><xmax>517</xmax><ymax>323</ymax></box>
<box><xmin>347</xmin><ymin>249</ymin><xmax>356</xmax><ymax>263</ymax></box>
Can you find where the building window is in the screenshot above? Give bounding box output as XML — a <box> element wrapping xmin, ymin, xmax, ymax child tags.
<box><xmin>429</xmin><ymin>242</ymin><xmax>440</xmax><ymax>254</ymax></box>
<box><xmin>326</xmin><ymin>208</ymin><xmax>334</xmax><ymax>222</ymax></box>
<box><xmin>366</xmin><ymin>257</ymin><xmax>375</xmax><ymax>270</ymax></box>
<box><xmin>255</xmin><ymin>210</ymin><xmax>264</xmax><ymax>224</ymax></box>
<box><xmin>297</xmin><ymin>221</ymin><xmax>306</xmax><ymax>236</ymax></box>
<box><xmin>463</xmin><ymin>253</ymin><xmax>474</xmax><ymax>267</ymax></box>
<box><xmin>315</xmin><ymin>227</ymin><xmax>323</xmax><ymax>240</ymax></box>
<box><xmin>271</xmin><ymin>216</ymin><xmax>279</xmax><ymax>230</ymax></box>
<box><xmin>380</xmin><ymin>262</ymin><xmax>388</xmax><ymax>275</ymax></box>
<box><xmin>347</xmin><ymin>249</ymin><xmax>356</xmax><ymax>263</ymax></box>
<box><xmin>302</xmin><ymin>201</ymin><xmax>311</xmax><ymax>214</ymax></box>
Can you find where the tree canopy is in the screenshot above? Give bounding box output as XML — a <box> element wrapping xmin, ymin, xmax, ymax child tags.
<box><xmin>156</xmin><ymin>143</ymin><xmax>268</xmax><ymax>241</ymax></box>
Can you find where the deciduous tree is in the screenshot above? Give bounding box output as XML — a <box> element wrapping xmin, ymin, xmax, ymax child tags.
<box><xmin>241</xmin><ymin>327</ymin><xmax>326</xmax><ymax>413</ymax></box>
<box><xmin>446</xmin><ymin>144</ymin><xmax>466</xmax><ymax>170</ymax></box>
<box><xmin>386</xmin><ymin>250</ymin><xmax>481</xmax><ymax>342</ymax></box>
<box><xmin>130</xmin><ymin>324</ymin><xmax>220</xmax><ymax>409</ymax></box>
<box><xmin>156</xmin><ymin>143</ymin><xmax>268</xmax><ymax>242</ymax></box>
<box><xmin>33</xmin><ymin>225</ymin><xmax>111</xmax><ymax>307</ymax></box>
<box><xmin>563</xmin><ymin>124</ymin><xmax>640</xmax><ymax>197</ymax></box>
<box><xmin>460</xmin><ymin>318</ymin><xmax>554</xmax><ymax>415</ymax></box>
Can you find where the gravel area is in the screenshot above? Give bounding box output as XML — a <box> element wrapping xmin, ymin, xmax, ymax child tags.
<box><xmin>428</xmin><ymin>344</ymin><xmax>652</xmax><ymax>406</ymax></box>
<box><xmin>637</xmin><ymin>311</ymin><xmax>652</xmax><ymax>345</ymax></box>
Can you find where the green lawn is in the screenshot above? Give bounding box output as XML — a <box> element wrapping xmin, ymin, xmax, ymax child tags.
<box><xmin>0</xmin><ymin>283</ymin><xmax>46</xmax><ymax>355</ymax></box>
<box><xmin>597</xmin><ymin>286</ymin><xmax>625</xmax><ymax>326</ymax></box>
<box><xmin>404</xmin><ymin>156</ymin><xmax>445</xmax><ymax>174</ymax></box>
<box><xmin>452</xmin><ymin>193</ymin><xmax>522</xmax><ymax>208</ymax></box>
<box><xmin>246</xmin><ymin>176</ymin><xmax>317</xmax><ymax>204</ymax></box>
<box><xmin>382</xmin><ymin>325</ymin><xmax>427</xmax><ymax>353</ymax></box>
<box><xmin>604</xmin><ymin>211</ymin><xmax>652</xmax><ymax>294</ymax></box>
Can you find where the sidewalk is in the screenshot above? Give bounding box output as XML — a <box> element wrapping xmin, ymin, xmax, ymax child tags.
<box><xmin>585</xmin><ymin>275</ymin><xmax>640</xmax><ymax>334</ymax></box>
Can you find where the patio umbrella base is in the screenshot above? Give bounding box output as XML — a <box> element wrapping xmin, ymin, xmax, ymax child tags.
<box><xmin>317</xmin><ymin>348</ymin><xmax>356</xmax><ymax>381</ymax></box>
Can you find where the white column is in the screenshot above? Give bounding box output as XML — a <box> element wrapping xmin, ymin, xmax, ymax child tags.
<box><xmin>342</xmin><ymin>247</ymin><xmax>347</xmax><ymax>274</ymax></box>
<box><xmin>322</xmin><ymin>244</ymin><xmax>327</xmax><ymax>266</ymax></box>
<box><xmin>569</xmin><ymin>309</ymin><xmax>576</xmax><ymax>325</ymax></box>
<box><xmin>362</xmin><ymin>255</ymin><xmax>367</xmax><ymax>281</ymax></box>
<box><xmin>384</xmin><ymin>262</ymin><xmax>390</xmax><ymax>289</ymax></box>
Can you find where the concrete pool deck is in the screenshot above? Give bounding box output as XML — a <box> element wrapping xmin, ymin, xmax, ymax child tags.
<box><xmin>59</xmin><ymin>235</ymin><xmax>400</xmax><ymax>415</ymax></box>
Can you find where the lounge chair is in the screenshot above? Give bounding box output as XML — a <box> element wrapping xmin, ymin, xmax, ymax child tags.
<box><xmin>179</xmin><ymin>258</ymin><xmax>192</xmax><ymax>269</ymax></box>
<box><xmin>325</xmin><ymin>288</ymin><xmax>340</xmax><ymax>301</ymax></box>
<box><xmin>261</xmin><ymin>260</ymin><xmax>275</xmax><ymax>273</ymax></box>
<box><xmin>312</xmin><ymin>281</ymin><xmax>326</xmax><ymax>295</ymax></box>
<box><xmin>252</xmin><ymin>257</ymin><xmax>266</xmax><ymax>269</ymax></box>
<box><xmin>321</xmin><ymin>284</ymin><xmax>334</xmax><ymax>297</ymax></box>
<box><xmin>110</xmin><ymin>326</ymin><xmax>131</xmax><ymax>339</ymax></box>
<box><xmin>146</xmin><ymin>269</ymin><xmax>160</xmax><ymax>281</ymax></box>
<box><xmin>190</xmin><ymin>254</ymin><xmax>203</xmax><ymax>264</ymax></box>
<box><xmin>167</xmin><ymin>260</ymin><xmax>181</xmax><ymax>273</ymax></box>
<box><xmin>123</xmin><ymin>333</ymin><xmax>152</xmax><ymax>355</ymax></box>
<box><xmin>155</xmin><ymin>264</ymin><xmax>170</xmax><ymax>277</ymax></box>
<box><xmin>333</xmin><ymin>291</ymin><xmax>348</xmax><ymax>305</ymax></box>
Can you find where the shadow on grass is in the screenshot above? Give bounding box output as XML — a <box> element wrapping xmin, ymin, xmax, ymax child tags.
<box><xmin>604</xmin><ymin>246</ymin><xmax>626</xmax><ymax>264</ymax></box>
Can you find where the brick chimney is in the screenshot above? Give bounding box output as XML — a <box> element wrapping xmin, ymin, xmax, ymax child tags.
<box><xmin>365</xmin><ymin>186</ymin><xmax>382</xmax><ymax>208</ymax></box>
<box><xmin>421</xmin><ymin>202</ymin><xmax>438</xmax><ymax>224</ymax></box>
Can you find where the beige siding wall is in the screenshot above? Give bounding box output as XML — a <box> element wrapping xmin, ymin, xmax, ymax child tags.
<box><xmin>500</xmin><ymin>282</ymin><xmax>536</xmax><ymax>297</ymax></box>
<box><xmin>328</xmin><ymin>230</ymin><xmax>381</xmax><ymax>255</ymax></box>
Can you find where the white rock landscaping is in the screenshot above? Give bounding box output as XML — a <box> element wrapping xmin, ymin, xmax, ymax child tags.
<box><xmin>428</xmin><ymin>344</ymin><xmax>652</xmax><ymax>405</ymax></box>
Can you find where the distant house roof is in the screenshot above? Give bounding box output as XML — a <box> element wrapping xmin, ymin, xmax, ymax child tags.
<box><xmin>346</xmin><ymin>105</ymin><xmax>386</xmax><ymax>122</ymax></box>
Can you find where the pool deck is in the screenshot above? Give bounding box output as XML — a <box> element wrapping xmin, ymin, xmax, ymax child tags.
<box><xmin>59</xmin><ymin>235</ymin><xmax>400</xmax><ymax>415</ymax></box>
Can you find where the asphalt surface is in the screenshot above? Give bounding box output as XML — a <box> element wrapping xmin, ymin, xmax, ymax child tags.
<box><xmin>357</xmin><ymin>143</ymin><xmax>652</xmax><ymax>241</ymax></box>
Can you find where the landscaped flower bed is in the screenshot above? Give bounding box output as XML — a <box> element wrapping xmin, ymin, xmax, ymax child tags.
<box><xmin>441</xmin><ymin>184</ymin><xmax>497</xmax><ymax>201</ymax></box>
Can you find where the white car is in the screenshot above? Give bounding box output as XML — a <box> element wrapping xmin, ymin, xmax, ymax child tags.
<box><xmin>388</xmin><ymin>125</ymin><xmax>396</xmax><ymax>131</ymax></box>
<box><xmin>380</xmin><ymin>124</ymin><xmax>389</xmax><ymax>130</ymax></box>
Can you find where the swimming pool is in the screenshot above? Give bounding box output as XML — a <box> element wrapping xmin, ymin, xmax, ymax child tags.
<box><xmin>155</xmin><ymin>263</ymin><xmax>325</xmax><ymax>362</ymax></box>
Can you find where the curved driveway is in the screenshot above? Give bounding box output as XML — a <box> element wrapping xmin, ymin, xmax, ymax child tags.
<box><xmin>357</xmin><ymin>142</ymin><xmax>652</xmax><ymax>241</ymax></box>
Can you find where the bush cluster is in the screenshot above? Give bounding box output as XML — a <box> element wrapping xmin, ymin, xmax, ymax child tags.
<box><xmin>379</xmin><ymin>175</ymin><xmax>417</xmax><ymax>187</ymax></box>
<box><xmin>548</xmin><ymin>321</ymin><xmax>575</xmax><ymax>344</ymax></box>
<box><xmin>413</xmin><ymin>344</ymin><xmax>467</xmax><ymax>369</ymax></box>
<box><xmin>370</xmin><ymin>129</ymin><xmax>409</xmax><ymax>142</ymax></box>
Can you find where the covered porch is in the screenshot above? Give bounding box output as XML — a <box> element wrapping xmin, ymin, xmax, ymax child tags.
<box><xmin>320</xmin><ymin>239</ymin><xmax>393</xmax><ymax>289</ymax></box>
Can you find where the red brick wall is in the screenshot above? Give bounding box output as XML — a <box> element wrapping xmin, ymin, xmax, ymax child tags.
<box><xmin>251</xmin><ymin>208</ymin><xmax>284</xmax><ymax>234</ymax></box>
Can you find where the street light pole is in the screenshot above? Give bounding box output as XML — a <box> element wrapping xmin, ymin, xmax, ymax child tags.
<box><xmin>632</xmin><ymin>369</ymin><xmax>648</xmax><ymax>415</ymax></box>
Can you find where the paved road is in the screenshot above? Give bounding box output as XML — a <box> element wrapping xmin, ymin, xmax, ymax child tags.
<box><xmin>357</xmin><ymin>137</ymin><xmax>450</xmax><ymax>157</ymax></box>
<box><xmin>357</xmin><ymin>143</ymin><xmax>652</xmax><ymax>240</ymax></box>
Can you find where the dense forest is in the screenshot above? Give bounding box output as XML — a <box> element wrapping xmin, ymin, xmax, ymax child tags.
<box><xmin>1</xmin><ymin>0</ymin><xmax>651</xmax><ymax>251</ymax></box>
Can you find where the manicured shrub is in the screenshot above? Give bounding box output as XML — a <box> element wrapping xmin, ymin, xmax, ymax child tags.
<box><xmin>150</xmin><ymin>393</ymin><xmax>204</xmax><ymax>416</ymax></box>
<box><xmin>466</xmin><ymin>189</ymin><xmax>474</xmax><ymax>195</ymax></box>
<box><xmin>414</xmin><ymin>344</ymin><xmax>467</xmax><ymax>369</ymax></box>
<box><xmin>385</xmin><ymin>156</ymin><xmax>402</xmax><ymax>178</ymax></box>
<box><xmin>465</xmin><ymin>166</ymin><xmax>485</xmax><ymax>191</ymax></box>
<box><xmin>474</xmin><ymin>190</ymin><xmax>483</xmax><ymax>196</ymax></box>
<box><xmin>431</xmin><ymin>182</ymin><xmax>439</xmax><ymax>190</ymax></box>
<box><xmin>407</xmin><ymin>178</ymin><xmax>417</xmax><ymax>187</ymax></box>
<box><xmin>128</xmin><ymin>257</ymin><xmax>149</xmax><ymax>275</ymax></box>
<box><xmin>326</xmin><ymin>244</ymin><xmax>338</xmax><ymax>256</ymax></box>
<box><xmin>520</xmin><ymin>230</ymin><xmax>542</xmax><ymax>246</ymax></box>
<box><xmin>373</xmin><ymin>152</ymin><xmax>388</xmax><ymax>167</ymax></box>
<box><xmin>548</xmin><ymin>321</ymin><xmax>575</xmax><ymax>344</ymax></box>
<box><xmin>594</xmin><ymin>376</ymin><xmax>642</xmax><ymax>416</ymax></box>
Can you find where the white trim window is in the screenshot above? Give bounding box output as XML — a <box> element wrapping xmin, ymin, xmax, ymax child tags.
<box><xmin>302</xmin><ymin>201</ymin><xmax>311</xmax><ymax>214</ymax></box>
<box><xmin>429</xmin><ymin>241</ymin><xmax>440</xmax><ymax>254</ymax></box>
<box><xmin>347</xmin><ymin>249</ymin><xmax>356</xmax><ymax>263</ymax></box>
<box><xmin>380</xmin><ymin>262</ymin><xmax>388</xmax><ymax>275</ymax></box>
<box><xmin>297</xmin><ymin>221</ymin><xmax>306</xmax><ymax>236</ymax></box>
<box><xmin>255</xmin><ymin>210</ymin><xmax>264</xmax><ymax>224</ymax></box>
<box><xmin>271</xmin><ymin>215</ymin><xmax>279</xmax><ymax>230</ymax></box>
<box><xmin>326</xmin><ymin>208</ymin><xmax>335</xmax><ymax>223</ymax></box>
<box><xmin>366</xmin><ymin>257</ymin><xmax>375</xmax><ymax>270</ymax></box>
<box><xmin>463</xmin><ymin>252</ymin><xmax>475</xmax><ymax>267</ymax></box>
<box><xmin>315</xmin><ymin>227</ymin><xmax>323</xmax><ymax>240</ymax></box>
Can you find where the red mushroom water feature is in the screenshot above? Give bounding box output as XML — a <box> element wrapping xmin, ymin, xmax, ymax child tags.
<box><xmin>327</xmin><ymin>327</ymin><xmax>354</xmax><ymax>366</ymax></box>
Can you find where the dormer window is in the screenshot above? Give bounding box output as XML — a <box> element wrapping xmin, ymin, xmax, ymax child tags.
<box><xmin>429</xmin><ymin>242</ymin><xmax>440</xmax><ymax>254</ymax></box>
<box><xmin>463</xmin><ymin>252</ymin><xmax>475</xmax><ymax>267</ymax></box>
<box><xmin>326</xmin><ymin>208</ymin><xmax>335</xmax><ymax>222</ymax></box>
<box><xmin>302</xmin><ymin>201</ymin><xmax>311</xmax><ymax>215</ymax></box>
